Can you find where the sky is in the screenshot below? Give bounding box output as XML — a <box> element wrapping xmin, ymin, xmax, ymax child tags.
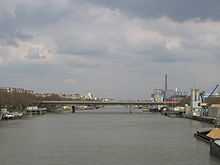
<box><xmin>0</xmin><ymin>0</ymin><xmax>220</xmax><ymax>99</ymax></box>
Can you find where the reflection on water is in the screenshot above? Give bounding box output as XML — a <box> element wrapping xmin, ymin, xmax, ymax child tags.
<box><xmin>0</xmin><ymin>107</ymin><xmax>219</xmax><ymax>165</ymax></box>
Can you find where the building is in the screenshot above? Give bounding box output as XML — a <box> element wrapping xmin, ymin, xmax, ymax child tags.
<box><xmin>151</xmin><ymin>89</ymin><xmax>164</xmax><ymax>102</ymax></box>
<box><xmin>87</xmin><ymin>92</ymin><xmax>94</xmax><ymax>100</ymax></box>
<box><xmin>208</xmin><ymin>104</ymin><xmax>220</xmax><ymax>118</ymax></box>
<box><xmin>206</xmin><ymin>97</ymin><xmax>220</xmax><ymax>118</ymax></box>
<box><xmin>59</xmin><ymin>93</ymin><xmax>81</xmax><ymax>100</ymax></box>
<box><xmin>72</xmin><ymin>93</ymin><xmax>81</xmax><ymax>100</ymax></box>
<box><xmin>151</xmin><ymin>88</ymin><xmax>187</xmax><ymax>102</ymax></box>
<box><xmin>0</xmin><ymin>87</ymin><xmax>34</xmax><ymax>94</ymax></box>
<box><xmin>191</xmin><ymin>88</ymin><xmax>202</xmax><ymax>116</ymax></box>
<box><xmin>34</xmin><ymin>93</ymin><xmax>55</xmax><ymax>98</ymax></box>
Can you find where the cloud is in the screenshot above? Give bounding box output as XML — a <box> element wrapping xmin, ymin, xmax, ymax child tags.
<box><xmin>0</xmin><ymin>40</ymin><xmax>55</xmax><ymax>64</ymax></box>
<box><xmin>83</xmin><ymin>0</ymin><xmax>220</xmax><ymax>21</ymax></box>
<box><xmin>64</xmin><ymin>55</ymin><xmax>100</xmax><ymax>68</ymax></box>
<box><xmin>1</xmin><ymin>1</ymin><xmax>220</xmax><ymax>65</ymax></box>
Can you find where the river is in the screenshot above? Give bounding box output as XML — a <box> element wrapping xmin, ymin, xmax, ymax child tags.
<box><xmin>0</xmin><ymin>107</ymin><xmax>219</xmax><ymax>165</ymax></box>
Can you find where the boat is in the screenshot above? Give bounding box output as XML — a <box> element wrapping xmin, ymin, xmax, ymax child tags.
<box><xmin>194</xmin><ymin>128</ymin><xmax>220</xmax><ymax>143</ymax></box>
<box><xmin>12</xmin><ymin>112</ymin><xmax>24</xmax><ymax>118</ymax></box>
<box><xmin>26</xmin><ymin>106</ymin><xmax>47</xmax><ymax>114</ymax></box>
<box><xmin>3</xmin><ymin>113</ymin><xmax>16</xmax><ymax>120</ymax></box>
<box><xmin>0</xmin><ymin>108</ymin><xmax>24</xmax><ymax>120</ymax></box>
<box><xmin>142</xmin><ymin>108</ymin><xmax>149</xmax><ymax>112</ymax></box>
<box><xmin>194</xmin><ymin>129</ymin><xmax>212</xmax><ymax>143</ymax></box>
<box><xmin>78</xmin><ymin>105</ymin><xmax>95</xmax><ymax>110</ymax></box>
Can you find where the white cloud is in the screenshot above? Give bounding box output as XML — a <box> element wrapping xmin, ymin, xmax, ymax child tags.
<box><xmin>0</xmin><ymin>40</ymin><xmax>55</xmax><ymax>64</ymax></box>
<box><xmin>165</xmin><ymin>38</ymin><xmax>182</xmax><ymax>50</ymax></box>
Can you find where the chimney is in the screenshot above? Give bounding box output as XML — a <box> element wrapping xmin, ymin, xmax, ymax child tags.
<box><xmin>164</xmin><ymin>73</ymin><xmax>168</xmax><ymax>101</ymax></box>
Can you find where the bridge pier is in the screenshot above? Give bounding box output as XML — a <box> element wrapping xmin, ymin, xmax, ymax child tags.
<box><xmin>128</xmin><ymin>105</ymin><xmax>132</xmax><ymax>114</ymax></box>
<box><xmin>72</xmin><ymin>105</ymin><xmax>76</xmax><ymax>113</ymax></box>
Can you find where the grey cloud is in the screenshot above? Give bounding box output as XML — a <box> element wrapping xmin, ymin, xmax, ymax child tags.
<box><xmin>57</xmin><ymin>43</ymin><xmax>105</xmax><ymax>57</ymax></box>
<box><xmin>0</xmin><ymin>0</ymin><xmax>70</xmax><ymax>47</ymax></box>
<box><xmin>14</xmin><ymin>3</ymin><xmax>69</xmax><ymax>28</ymax></box>
<box><xmin>151</xmin><ymin>53</ymin><xmax>191</xmax><ymax>63</ymax></box>
<box><xmin>83</xmin><ymin>0</ymin><xmax>220</xmax><ymax>21</ymax></box>
<box><xmin>65</xmin><ymin>56</ymin><xmax>101</xmax><ymax>69</ymax></box>
<box><xmin>0</xmin><ymin>13</ymin><xmax>33</xmax><ymax>47</ymax></box>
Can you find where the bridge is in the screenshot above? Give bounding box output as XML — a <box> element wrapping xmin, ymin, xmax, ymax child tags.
<box><xmin>38</xmin><ymin>100</ymin><xmax>179</xmax><ymax>106</ymax></box>
<box><xmin>38</xmin><ymin>100</ymin><xmax>179</xmax><ymax>113</ymax></box>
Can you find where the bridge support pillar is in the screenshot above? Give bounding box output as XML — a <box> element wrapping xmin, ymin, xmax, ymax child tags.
<box><xmin>128</xmin><ymin>105</ymin><xmax>132</xmax><ymax>114</ymax></box>
<box><xmin>72</xmin><ymin>106</ymin><xmax>76</xmax><ymax>113</ymax></box>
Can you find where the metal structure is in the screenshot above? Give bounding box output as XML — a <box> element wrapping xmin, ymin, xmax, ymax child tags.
<box><xmin>200</xmin><ymin>84</ymin><xmax>219</xmax><ymax>102</ymax></box>
<box><xmin>208</xmin><ymin>84</ymin><xmax>219</xmax><ymax>98</ymax></box>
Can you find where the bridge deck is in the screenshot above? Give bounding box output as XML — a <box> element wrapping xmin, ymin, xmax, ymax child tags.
<box><xmin>38</xmin><ymin>100</ymin><xmax>178</xmax><ymax>106</ymax></box>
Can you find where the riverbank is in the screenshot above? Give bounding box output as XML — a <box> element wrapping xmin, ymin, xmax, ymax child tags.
<box><xmin>0</xmin><ymin>107</ymin><xmax>47</xmax><ymax>121</ymax></box>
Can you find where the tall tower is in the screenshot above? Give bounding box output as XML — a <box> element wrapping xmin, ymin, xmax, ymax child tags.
<box><xmin>164</xmin><ymin>73</ymin><xmax>168</xmax><ymax>101</ymax></box>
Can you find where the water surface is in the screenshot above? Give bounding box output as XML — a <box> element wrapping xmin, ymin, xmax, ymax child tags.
<box><xmin>0</xmin><ymin>107</ymin><xmax>219</xmax><ymax>165</ymax></box>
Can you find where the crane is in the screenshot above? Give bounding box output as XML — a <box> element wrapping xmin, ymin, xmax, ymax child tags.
<box><xmin>207</xmin><ymin>84</ymin><xmax>219</xmax><ymax>98</ymax></box>
<box><xmin>199</xmin><ymin>84</ymin><xmax>219</xmax><ymax>106</ymax></box>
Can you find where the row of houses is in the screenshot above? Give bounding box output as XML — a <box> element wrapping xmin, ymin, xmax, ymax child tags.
<box><xmin>0</xmin><ymin>87</ymin><xmax>100</xmax><ymax>101</ymax></box>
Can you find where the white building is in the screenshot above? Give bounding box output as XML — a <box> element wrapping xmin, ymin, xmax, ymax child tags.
<box><xmin>191</xmin><ymin>89</ymin><xmax>202</xmax><ymax>116</ymax></box>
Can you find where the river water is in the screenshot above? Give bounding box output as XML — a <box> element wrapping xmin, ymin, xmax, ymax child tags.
<box><xmin>0</xmin><ymin>107</ymin><xmax>219</xmax><ymax>165</ymax></box>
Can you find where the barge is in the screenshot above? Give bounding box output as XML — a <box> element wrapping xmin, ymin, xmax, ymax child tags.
<box><xmin>194</xmin><ymin>128</ymin><xmax>220</xmax><ymax>158</ymax></box>
<box><xmin>194</xmin><ymin>128</ymin><xmax>220</xmax><ymax>143</ymax></box>
<box><xmin>194</xmin><ymin>129</ymin><xmax>212</xmax><ymax>143</ymax></box>
<box><xmin>210</xmin><ymin>140</ymin><xmax>220</xmax><ymax>158</ymax></box>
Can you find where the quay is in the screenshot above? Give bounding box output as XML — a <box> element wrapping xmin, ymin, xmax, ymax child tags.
<box><xmin>185</xmin><ymin>115</ymin><xmax>216</xmax><ymax>124</ymax></box>
<box><xmin>161</xmin><ymin>110</ymin><xmax>184</xmax><ymax>117</ymax></box>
